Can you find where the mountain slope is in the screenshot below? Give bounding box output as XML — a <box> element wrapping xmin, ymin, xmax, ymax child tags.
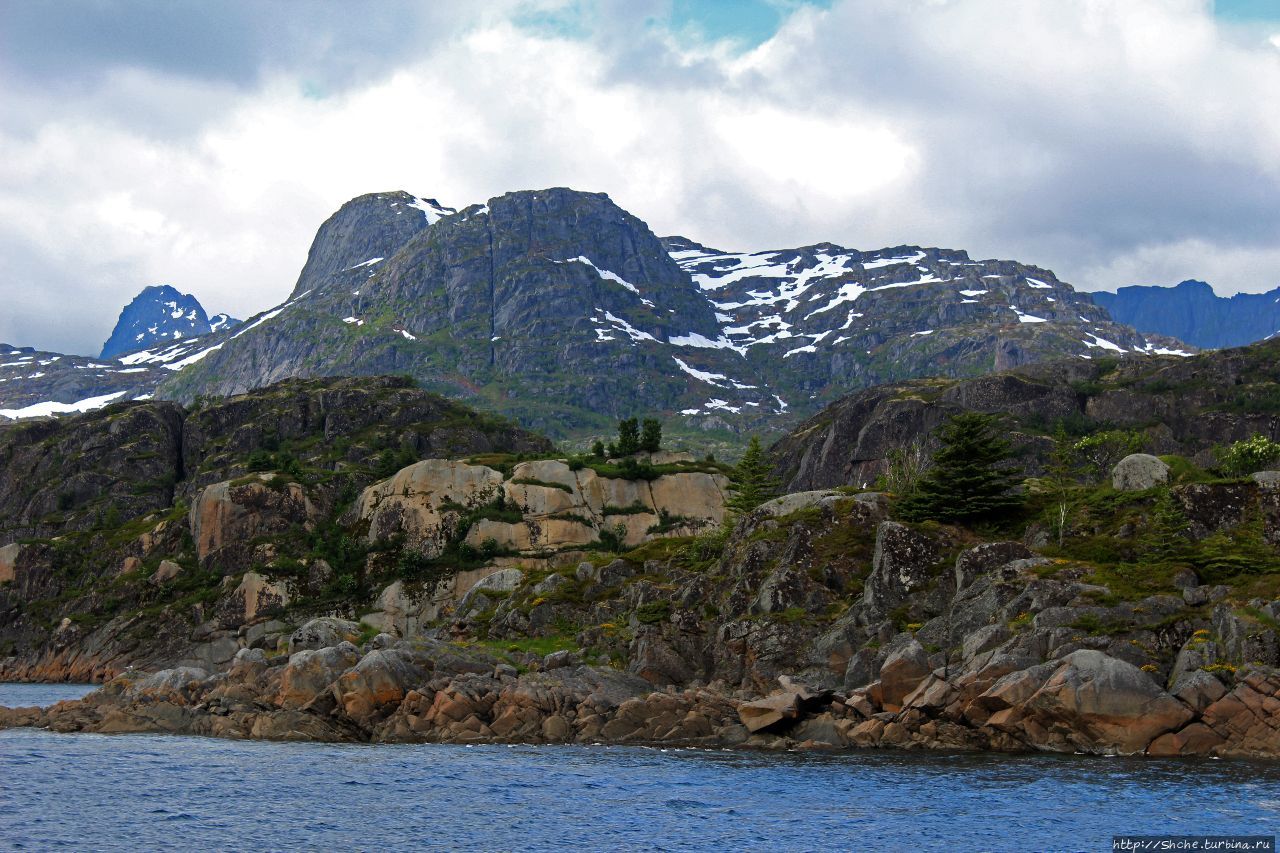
<box><xmin>100</xmin><ymin>285</ymin><xmax>239</xmax><ymax>359</ymax></box>
<box><xmin>772</xmin><ymin>335</ymin><xmax>1280</xmax><ymax>492</ymax></box>
<box><xmin>1093</xmin><ymin>280</ymin><xmax>1280</xmax><ymax>349</ymax></box>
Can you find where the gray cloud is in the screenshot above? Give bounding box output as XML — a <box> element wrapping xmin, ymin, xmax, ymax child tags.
<box><xmin>0</xmin><ymin>0</ymin><xmax>1278</xmax><ymax>357</ymax></box>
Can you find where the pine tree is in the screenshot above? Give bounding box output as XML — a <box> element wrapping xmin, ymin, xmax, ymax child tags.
<box><xmin>615</xmin><ymin>418</ymin><xmax>640</xmax><ymax>456</ymax></box>
<box><xmin>1147</xmin><ymin>489</ymin><xmax>1190</xmax><ymax>562</ymax></box>
<box><xmin>640</xmin><ymin>418</ymin><xmax>662</xmax><ymax>453</ymax></box>
<box><xmin>728</xmin><ymin>436</ymin><xmax>781</xmax><ymax>513</ymax></box>
<box><xmin>897</xmin><ymin>412</ymin><xmax>1023</xmax><ymax>523</ymax></box>
<box><xmin>590</xmin><ymin>440</ymin><xmax>605</xmax><ymax>458</ymax></box>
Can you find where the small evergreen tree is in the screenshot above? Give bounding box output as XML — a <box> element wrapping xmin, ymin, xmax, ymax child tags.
<box><xmin>591</xmin><ymin>440</ymin><xmax>605</xmax><ymax>458</ymax></box>
<box><xmin>897</xmin><ymin>412</ymin><xmax>1023</xmax><ymax>523</ymax></box>
<box><xmin>640</xmin><ymin>418</ymin><xmax>662</xmax><ymax>453</ymax></box>
<box><xmin>615</xmin><ymin>418</ymin><xmax>641</xmax><ymax>456</ymax></box>
<box><xmin>728</xmin><ymin>436</ymin><xmax>781</xmax><ymax>513</ymax></box>
<box><xmin>1147</xmin><ymin>489</ymin><xmax>1190</xmax><ymax>562</ymax></box>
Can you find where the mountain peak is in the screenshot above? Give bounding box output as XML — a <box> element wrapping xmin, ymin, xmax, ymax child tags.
<box><xmin>100</xmin><ymin>285</ymin><xmax>238</xmax><ymax>359</ymax></box>
<box><xmin>286</xmin><ymin>190</ymin><xmax>455</xmax><ymax>300</ymax></box>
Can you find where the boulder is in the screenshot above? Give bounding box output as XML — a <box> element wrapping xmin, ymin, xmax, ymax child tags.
<box><xmin>878</xmin><ymin>639</ymin><xmax>932</xmax><ymax>710</ymax></box>
<box><xmin>288</xmin><ymin>617</ymin><xmax>361</xmax><ymax>653</ymax></box>
<box><xmin>1250</xmin><ymin>471</ymin><xmax>1280</xmax><ymax>487</ymax></box>
<box><xmin>333</xmin><ymin>648</ymin><xmax>429</xmax><ymax>723</ymax></box>
<box><xmin>151</xmin><ymin>559</ymin><xmax>183</xmax><ymax>585</ymax></box>
<box><xmin>862</xmin><ymin>521</ymin><xmax>946</xmax><ymax>618</ymax></box>
<box><xmin>750</xmin><ymin>490</ymin><xmax>844</xmax><ymax>519</ymax></box>
<box><xmin>1111</xmin><ymin>454</ymin><xmax>1169</xmax><ymax>491</ymax></box>
<box><xmin>1022</xmin><ymin>650</ymin><xmax>1193</xmax><ymax>753</ymax></box>
<box><xmin>278</xmin><ymin>642</ymin><xmax>360</xmax><ymax>709</ymax></box>
<box><xmin>954</xmin><ymin>541</ymin><xmax>1033</xmax><ymax>593</ymax></box>
<box><xmin>737</xmin><ymin>691</ymin><xmax>800</xmax><ymax>733</ymax></box>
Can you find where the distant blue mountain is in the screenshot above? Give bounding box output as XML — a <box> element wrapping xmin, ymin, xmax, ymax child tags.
<box><xmin>100</xmin><ymin>285</ymin><xmax>239</xmax><ymax>359</ymax></box>
<box><xmin>1093</xmin><ymin>280</ymin><xmax>1280</xmax><ymax>350</ymax></box>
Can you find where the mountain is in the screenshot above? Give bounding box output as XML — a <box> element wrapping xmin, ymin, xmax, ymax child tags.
<box><xmin>154</xmin><ymin>188</ymin><xmax>1189</xmax><ymax>439</ymax></box>
<box><xmin>1092</xmin><ymin>280</ymin><xmax>1280</xmax><ymax>350</ymax></box>
<box><xmin>3</xmin><ymin>187</ymin><xmax>1190</xmax><ymax>439</ymax></box>
<box><xmin>100</xmin><ymin>284</ymin><xmax>239</xmax><ymax>359</ymax></box>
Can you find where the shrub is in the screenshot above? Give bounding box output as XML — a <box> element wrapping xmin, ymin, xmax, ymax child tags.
<box><xmin>1217</xmin><ymin>434</ymin><xmax>1280</xmax><ymax>477</ymax></box>
<box><xmin>635</xmin><ymin>600</ymin><xmax>670</xmax><ymax>624</ymax></box>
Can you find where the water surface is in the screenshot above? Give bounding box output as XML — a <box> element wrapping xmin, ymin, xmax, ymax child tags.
<box><xmin>0</xmin><ymin>682</ymin><xmax>97</xmax><ymax>708</ymax></box>
<box><xmin>2</xmin><ymin>683</ymin><xmax>1277</xmax><ymax>851</ymax></box>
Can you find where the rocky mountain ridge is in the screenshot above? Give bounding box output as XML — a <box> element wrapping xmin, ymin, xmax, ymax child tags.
<box><xmin>2</xmin><ymin>187</ymin><xmax>1190</xmax><ymax>444</ymax></box>
<box><xmin>772</xmin><ymin>334</ymin><xmax>1280</xmax><ymax>493</ymax></box>
<box><xmin>1094</xmin><ymin>279</ymin><xmax>1280</xmax><ymax>350</ymax></box>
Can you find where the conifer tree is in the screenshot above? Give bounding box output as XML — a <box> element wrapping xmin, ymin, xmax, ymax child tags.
<box><xmin>1147</xmin><ymin>489</ymin><xmax>1190</xmax><ymax>562</ymax></box>
<box><xmin>897</xmin><ymin>412</ymin><xmax>1022</xmax><ymax>523</ymax></box>
<box><xmin>728</xmin><ymin>436</ymin><xmax>781</xmax><ymax>513</ymax></box>
<box><xmin>615</xmin><ymin>418</ymin><xmax>640</xmax><ymax>456</ymax></box>
<box><xmin>640</xmin><ymin>418</ymin><xmax>662</xmax><ymax>453</ymax></box>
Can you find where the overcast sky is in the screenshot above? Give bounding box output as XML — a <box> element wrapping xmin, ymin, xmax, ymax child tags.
<box><xmin>2</xmin><ymin>0</ymin><xmax>1279</xmax><ymax>355</ymax></box>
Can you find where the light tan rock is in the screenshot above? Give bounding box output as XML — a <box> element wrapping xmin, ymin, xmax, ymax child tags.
<box><xmin>510</xmin><ymin>460</ymin><xmax>579</xmax><ymax>489</ymax></box>
<box><xmin>0</xmin><ymin>543</ymin><xmax>20</xmax><ymax>584</ymax></box>
<box><xmin>151</xmin><ymin>559</ymin><xmax>183</xmax><ymax>585</ymax></box>
<box><xmin>355</xmin><ymin>460</ymin><xmax>504</xmax><ymax>555</ymax></box>
<box><xmin>608</xmin><ymin>512</ymin><xmax>662</xmax><ymax>548</ymax></box>
<box><xmin>235</xmin><ymin>571</ymin><xmax>290</xmax><ymax>622</ymax></box>
<box><xmin>737</xmin><ymin>691</ymin><xmax>800</xmax><ymax>732</ymax></box>
<box><xmin>465</xmin><ymin>519</ymin><xmax>532</xmax><ymax>551</ymax></box>
<box><xmin>505</xmin><ymin>480</ymin><xmax>581</xmax><ymax>516</ymax></box>
<box><xmin>648</xmin><ymin>472</ymin><xmax>730</xmax><ymax>524</ymax></box>
<box><xmin>575</xmin><ymin>470</ymin><xmax>655</xmax><ymax>515</ymax></box>
<box><xmin>190</xmin><ymin>477</ymin><xmax>316</xmax><ymax>561</ymax></box>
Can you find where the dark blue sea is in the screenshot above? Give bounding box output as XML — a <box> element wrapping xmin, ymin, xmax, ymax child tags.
<box><xmin>1</xmin><ymin>684</ymin><xmax>1277</xmax><ymax>851</ymax></box>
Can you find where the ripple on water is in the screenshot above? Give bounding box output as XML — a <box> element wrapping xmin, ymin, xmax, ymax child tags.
<box><xmin>0</xmin><ymin>727</ymin><xmax>1278</xmax><ymax>850</ymax></box>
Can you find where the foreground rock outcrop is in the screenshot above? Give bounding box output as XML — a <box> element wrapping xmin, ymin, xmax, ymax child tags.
<box><xmin>4</xmin><ymin>635</ymin><xmax>1278</xmax><ymax>758</ymax></box>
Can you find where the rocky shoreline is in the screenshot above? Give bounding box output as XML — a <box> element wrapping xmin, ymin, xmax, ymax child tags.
<box><xmin>4</xmin><ymin>629</ymin><xmax>1278</xmax><ymax>758</ymax></box>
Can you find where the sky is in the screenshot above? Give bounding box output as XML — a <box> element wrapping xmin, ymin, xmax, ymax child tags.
<box><xmin>1</xmin><ymin>0</ymin><xmax>1279</xmax><ymax>356</ymax></box>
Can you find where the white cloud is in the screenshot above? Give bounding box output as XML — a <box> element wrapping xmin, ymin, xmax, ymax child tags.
<box><xmin>1</xmin><ymin>0</ymin><xmax>1279</xmax><ymax>355</ymax></box>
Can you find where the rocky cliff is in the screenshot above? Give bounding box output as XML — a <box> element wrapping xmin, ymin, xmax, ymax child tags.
<box><xmin>6</xmin><ymin>341</ymin><xmax>1280</xmax><ymax>759</ymax></box>
<box><xmin>1094</xmin><ymin>280</ymin><xmax>1280</xmax><ymax>350</ymax></box>
<box><xmin>773</xmin><ymin>335</ymin><xmax>1280</xmax><ymax>492</ymax></box>
<box><xmin>0</xmin><ymin>375</ymin><xmax>550</xmax><ymax>679</ymax></box>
